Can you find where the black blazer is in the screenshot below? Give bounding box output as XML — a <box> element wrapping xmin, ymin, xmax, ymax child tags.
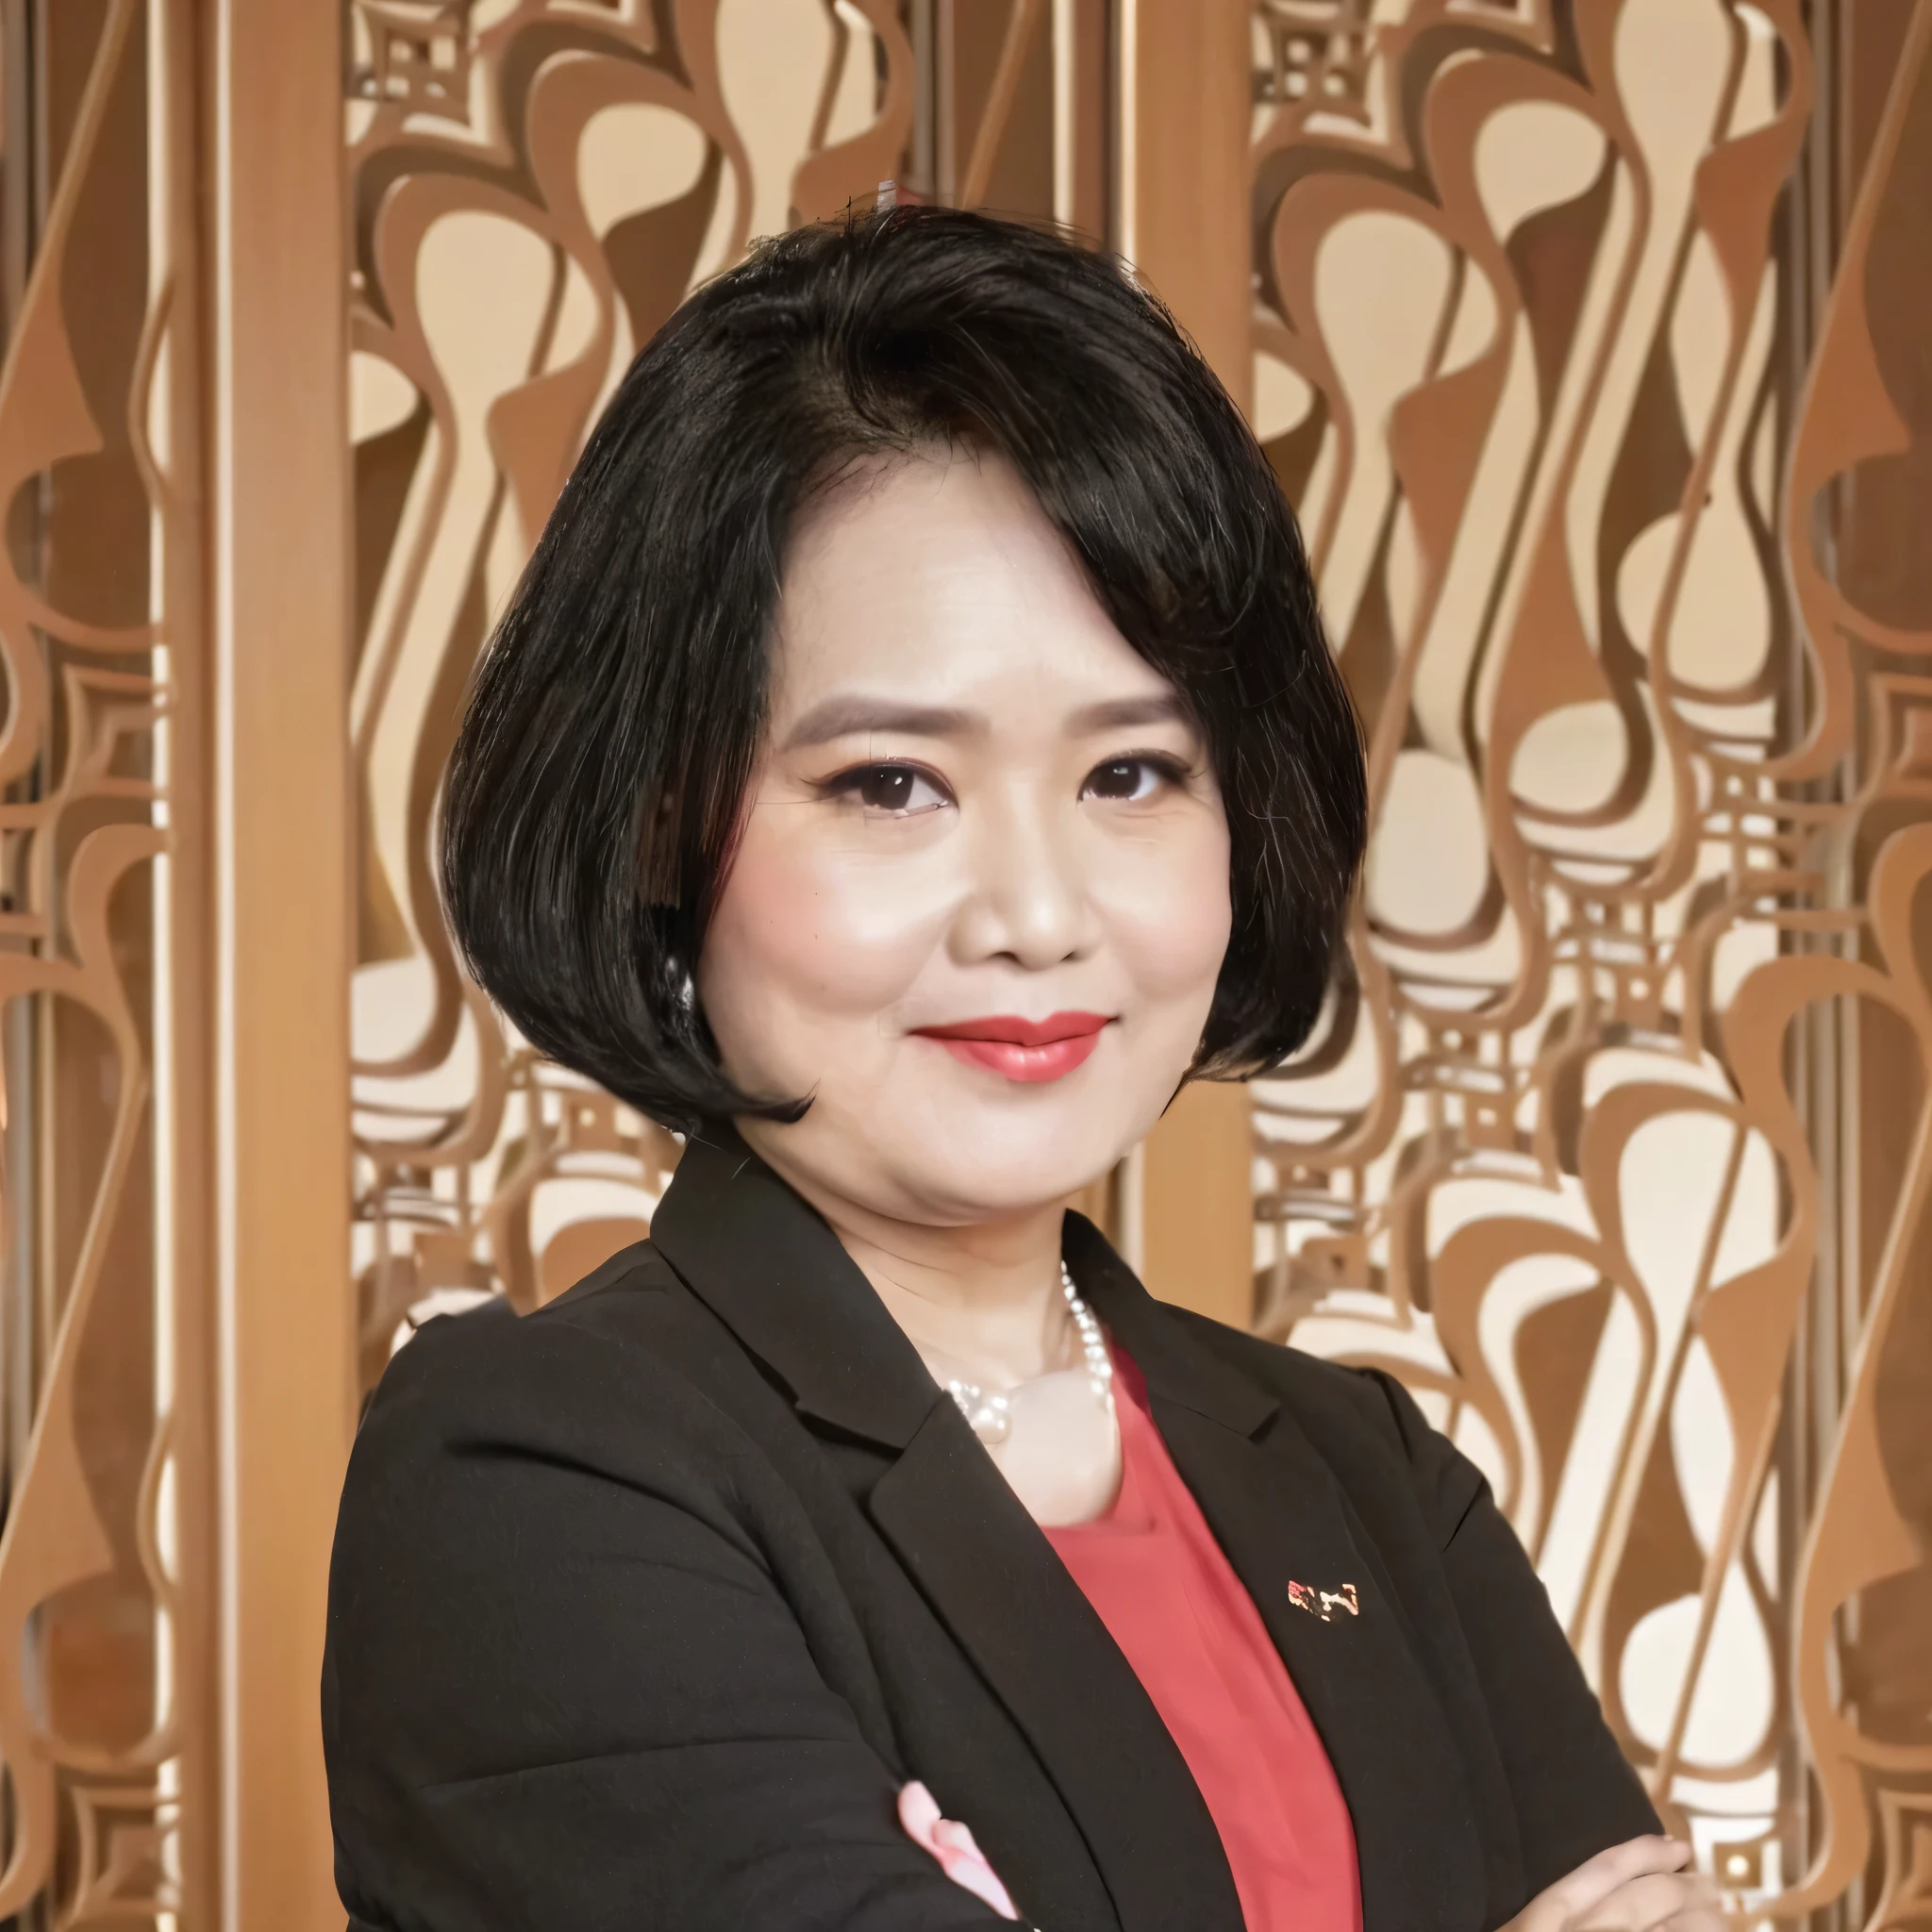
<box><xmin>324</xmin><ymin>1128</ymin><xmax>1656</xmax><ymax>1932</ymax></box>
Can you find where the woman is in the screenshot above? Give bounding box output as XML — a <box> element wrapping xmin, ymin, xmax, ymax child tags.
<box><xmin>324</xmin><ymin>207</ymin><xmax>1716</xmax><ymax>1932</ymax></box>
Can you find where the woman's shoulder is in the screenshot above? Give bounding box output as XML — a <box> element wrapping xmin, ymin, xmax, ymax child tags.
<box><xmin>364</xmin><ymin>1241</ymin><xmax>678</xmax><ymax>1427</ymax></box>
<box><xmin>323</xmin><ymin>1241</ymin><xmax>841</xmax><ymax>1817</ymax></box>
<box><xmin>343</xmin><ymin>1242</ymin><xmax>762</xmax><ymax>1547</ymax></box>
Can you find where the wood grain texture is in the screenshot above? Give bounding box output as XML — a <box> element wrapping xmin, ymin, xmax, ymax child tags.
<box><xmin>1120</xmin><ymin>0</ymin><xmax>1257</xmax><ymax>1324</ymax></box>
<box><xmin>211</xmin><ymin>0</ymin><xmax>355</xmax><ymax>1924</ymax></box>
<box><xmin>1127</xmin><ymin>0</ymin><xmax>1254</xmax><ymax>410</ymax></box>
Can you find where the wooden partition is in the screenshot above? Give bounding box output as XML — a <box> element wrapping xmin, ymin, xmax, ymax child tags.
<box><xmin>210</xmin><ymin>4</ymin><xmax>356</xmax><ymax>1924</ymax></box>
<box><xmin>0</xmin><ymin>4</ymin><xmax>1927</xmax><ymax>1926</ymax></box>
<box><xmin>1243</xmin><ymin>8</ymin><xmax>1932</xmax><ymax>1916</ymax></box>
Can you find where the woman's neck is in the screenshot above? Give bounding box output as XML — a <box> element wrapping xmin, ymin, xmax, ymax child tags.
<box><xmin>747</xmin><ymin>1143</ymin><xmax>1073</xmax><ymax>1386</ymax></box>
<box><xmin>837</xmin><ymin>1211</ymin><xmax>1072</xmax><ymax>1387</ymax></box>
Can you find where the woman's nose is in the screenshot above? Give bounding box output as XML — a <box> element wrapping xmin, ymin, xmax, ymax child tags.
<box><xmin>948</xmin><ymin>788</ymin><xmax>1092</xmax><ymax>969</ymax></box>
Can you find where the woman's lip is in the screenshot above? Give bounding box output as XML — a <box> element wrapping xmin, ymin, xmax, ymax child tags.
<box><xmin>918</xmin><ymin>1033</ymin><xmax>1106</xmax><ymax>1083</ymax></box>
<box><xmin>910</xmin><ymin>1012</ymin><xmax>1111</xmax><ymax>1047</ymax></box>
<box><xmin>908</xmin><ymin>1014</ymin><xmax>1112</xmax><ymax>1085</ymax></box>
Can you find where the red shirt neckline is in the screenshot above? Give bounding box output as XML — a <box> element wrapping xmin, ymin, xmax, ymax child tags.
<box><xmin>1043</xmin><ymin>1347</ymin><xmax>1362</xmax><ymax>1932</ymax></box>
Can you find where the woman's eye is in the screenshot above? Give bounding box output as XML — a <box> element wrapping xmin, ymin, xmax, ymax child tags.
<box><xmin>1082</xmin><ymin>758</ymin><xmax>1170</xmax><ymax>803</ymax></box>
<box><xmin>841</xmin><ymin>763</ymin><xmax>951</xmax><ymax>815</ymax></box>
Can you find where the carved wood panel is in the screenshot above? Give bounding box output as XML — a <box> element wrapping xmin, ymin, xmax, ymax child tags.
<box><xmin>339</xmin><ymin>5</ymin><xmax>1930</xmax><ymax>1930</ymax></box>
<box><xmin>343</xmin><ymin>0</ymin><xmax>1107</xmax><ymax>1368</ymax></box>
<box><xmin>1250</xmin><ymin>5</ymin><xmax>1932</xmax><ymax>1925</ymax></box>
<box><xmin>0</xmin><ymin>0</ymin><xmax>208</xmax><ymax>1924</ymax></box>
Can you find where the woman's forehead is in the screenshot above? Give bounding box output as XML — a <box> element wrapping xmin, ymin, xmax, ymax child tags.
<box><xmin>770</xmin><ymin>452</ymin><xmax>1174</xmax><ymax>721</ymax></box>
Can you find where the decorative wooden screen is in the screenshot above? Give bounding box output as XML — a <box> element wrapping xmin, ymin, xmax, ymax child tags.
<box><xmin>0</xmin><ymin>0</ymin><xmax>208</xmax><ymax>1923</ymax></box>
<box><xmin>343</xmin><ymin>0</ymin><xmax>1109</xmax><ymax>1373</ymax></box>
<box><xmin>1</xmin><ymin>1</ymin><xmax>1924</xmax><ymax>1926</ymax></box>
<box><xmin>1250</xmin><ymin>4</ymin><xmax>1932</xmax><ymax>1927</ymax></box>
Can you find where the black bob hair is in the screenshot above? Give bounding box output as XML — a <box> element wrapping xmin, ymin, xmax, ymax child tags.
<box><xmin>441</xmin><ymin>206</ymin><xmax>1366</xmax><ymax>1136</ymax></box>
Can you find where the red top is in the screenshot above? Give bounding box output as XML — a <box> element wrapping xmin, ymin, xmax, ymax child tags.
<box><xmin>1042</xmin><ymin>1351</ymin><xmax>1362</xmax><ymax>1932</ymax></box>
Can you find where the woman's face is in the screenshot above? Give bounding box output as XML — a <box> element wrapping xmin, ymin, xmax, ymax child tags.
<box><xmin>698</xmin><ymin>450</ymin><xmax>1233</xmax><ymax>1225</ymax></box>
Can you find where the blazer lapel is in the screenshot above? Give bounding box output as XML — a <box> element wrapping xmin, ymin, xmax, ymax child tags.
<box><xmin>868</xmin><ymin>1403</ymin><xmax>1243</xmax><ymax>1932</ymax></box>
<box><xmin>1071</xmin><ymin>1215</ymin><xmax>1489</xmax><ymax>1932</ymax></box>
<box><xmin>649</xmin><ymin>1132</ymin><xmax>1244</xmax><ymax>1932</ymax></box>
<box><xmin>646</xmin><ymin>1126</ymin><xmax>936</xmax><ymax>1448</ymax></box>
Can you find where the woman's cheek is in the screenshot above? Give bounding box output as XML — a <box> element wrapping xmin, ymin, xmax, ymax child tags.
<box><xmin>702</xmin><ymin>819</ymin><xmax>957</xmax><ymax>1074</ymax></box>
<box><xmin>1095</xmin><ymin>822</ymin><xmax>1233</xmax><ymax>1005</ymax></box>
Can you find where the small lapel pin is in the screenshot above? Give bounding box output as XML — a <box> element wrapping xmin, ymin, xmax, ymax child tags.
<box><xmin>1289</xmin><ymin>1580</ymin><xmax>1358</xmax><ymax>1621</ymax></box>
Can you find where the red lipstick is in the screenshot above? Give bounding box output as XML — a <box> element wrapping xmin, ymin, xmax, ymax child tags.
<box><xmin>910</xmin><ymin>1011</ymin><xmax>1111</xmax><ymax>1084</ymax></box>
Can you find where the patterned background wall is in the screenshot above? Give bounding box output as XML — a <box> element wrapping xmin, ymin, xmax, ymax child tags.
<box><xmin>1246</xmin><ymin>6</ymin><xmax>1932</xmax><ymax>1925</ymax></box>
<box><xmin>344</xmin><ymin>0</ymin><xmax>1105</xmax><ymax>1382</ymax></box>
<box><xmin>0</xmin><ymin>0</ymin><xmax>1925</xmax><ymax>1925</ymax></box>
<box><xmin>0</xmin><ymin>0</ymin><xmax>206</xmax><ymax>1923</ymax></box>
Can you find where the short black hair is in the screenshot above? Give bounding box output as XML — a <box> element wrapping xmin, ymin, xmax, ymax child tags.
<box><xmin>441</xmin><ymin>206</ymin><xmax>1365</xmax><ymax>1135</ymax></box>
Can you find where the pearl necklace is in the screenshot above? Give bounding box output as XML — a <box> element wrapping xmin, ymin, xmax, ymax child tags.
<box><xmin>945</xmin><ymin>1261</ymin><xmax>1115</xmax><ymax>1447</ymax></box>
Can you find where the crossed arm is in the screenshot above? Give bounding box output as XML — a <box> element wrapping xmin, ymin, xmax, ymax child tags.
<box><xmin>325</xmin><ymin>1337</ymin><xmax>1016</xmax><ymax>1932</ymax></box>
<box><xmin>328</xmin><ymin>1317</ymin><xmax>1724</xmax><ymax>1932</ymax></box>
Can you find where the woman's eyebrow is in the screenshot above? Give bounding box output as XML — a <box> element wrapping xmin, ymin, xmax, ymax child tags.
<box><xmin>1066</xmin><ymin>693</ymin><xmax>1191</xmax><ymax>734</ymax></box>
<box><xmin>778</xmin><ymin>695</ymin><xmax>987</xmax><ymax>751</ymax></box>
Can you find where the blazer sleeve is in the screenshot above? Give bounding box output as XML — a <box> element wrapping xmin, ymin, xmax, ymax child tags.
<box><xmin>1368</xmin><ymin>1369</ymin><xmax>1661</xmax><ymax>1897</ymax></box>
<box><xmin>323</xmin><ymin>1307</ymin><xmax>1008</xmax><ymax>1932</ymax></box>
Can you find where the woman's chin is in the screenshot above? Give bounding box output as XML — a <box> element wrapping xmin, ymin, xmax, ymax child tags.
<box><xmin>922</xmin><ymin>1148</ymin><xmax>1110</xmax><ymax>1219</ymax></box>
<box><xmin>829</xmin><ymin>1074</ymin><xmax>1157</xmax><ymax>1223</ymax></box>
<box><xmin>737</xmin><ymin>1039</ymin><xmax>1191</xmax><ymax>1225</ymax></box>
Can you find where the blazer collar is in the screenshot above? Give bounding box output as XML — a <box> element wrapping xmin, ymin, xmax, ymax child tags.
<box><xmin>646</xmin><ymin>1123</ymin><xmax>938</xmax><ymax>1448</ymax></box>
<box><xmin>651</xmin><ymin>1131</ymin><xmax>1283</xmax><ymax>1451</ymax></box>
<box><xmin>650</xmin><ymin>1130</ymin><xmax>1487</xmax><ymax>1931</ymax></box>
<box><xmin>1061</xmin><ymin>1209</ymin><xmax>1279</xmax><ymax>1436</ymax></box>
<box><xmin>646</xmin><ymin>1128</ymin><xmax>1244</xmax><ymax>1931</ymax></box>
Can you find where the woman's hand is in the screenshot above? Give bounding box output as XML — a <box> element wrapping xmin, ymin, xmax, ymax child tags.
<box><xmin>1506</xmin><ymin>1836</ymin><xmax>1724</xmax><ymax>1932</ymax></box>
<box><xmin>897</xmin><ymin>1781</ymin><xmax>1019</xmax><ymax>1921</ymax></box>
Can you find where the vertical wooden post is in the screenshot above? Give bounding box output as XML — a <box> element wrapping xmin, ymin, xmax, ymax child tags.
<box><xmin>1139</xmin><ymin>1083</ymin><xmax>1257</xmax><ymax>1327</ymax></box>
<box><xmin>156</xmin><ymin>0</ymin><xmax>222</xmax><ymax>1916</ymax></box>
<box><xmin>1121</xmin><ymin>0</ymin><xmax>1253</xmax><ymax>395</ymax></box>
<box><xmin>204</xmin><ymin>2</ymin><xmax>354</xmax><ymax>1924</ymax></box>
<box><xmin>1121</xmin><ymin>0</ymin><xmax>1257</xmax><ymax>1326</ymax></box>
